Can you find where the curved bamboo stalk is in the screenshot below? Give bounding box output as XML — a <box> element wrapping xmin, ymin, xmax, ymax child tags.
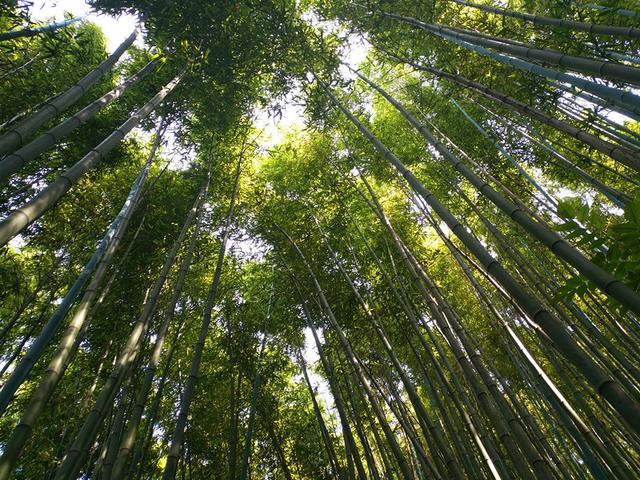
<box><xmin>0</xmin><ymin>52</ymin><xmax>41</xmax><ymax>82</ymax></box>
<box><xmin>346</xmin><ymin>218</ymin><xmax>507</xmax><ymax>479</ymax></box>
<box><xmin>461</xmin><ymin>94</ymin><xmax>631</xmax><ymax>207</ymax></box>
<box><xmin>349</xmin><ymin>171</ymin><xmax>548</xmax><ymax>479</ymax></box>
<box><xmin>109</xmin><ymin>163</ymin><xmax>209</xmax><ymax>480</ymax></box>
<box><xmin>576</xmin><ymin>2</ymin><xmax>639</xmax><ymax>18</ymax></box>
<box><xmin>413</xmin><ymin>58</ymin><xmax>640</xmax><ymax>171</ymax></box>
<box><xmin>239</xmin><ymin>327</ymin><xmax>270</xmax><ymax>480</ymax></box>
<box><xmin>313</xmin><ymin>214</ymin><xmax>467</xmax><ymax>480</ymax></box>
<box><xmin>127</xmin><ymin>319</ymin><xmax>184</xmax><ymax>480</ymax></box>
<box><xmin>0</xmin><ymin>139</ymin><xmax>156</xmax><ymax>415</ymax></box>
<box><xmin>554</xmin><ymin>82</ymin><xmax>640</xmax><ymax>122</ymax></box>
<box><xmin>297</xmin><ymin>351</ymin><xmax>343</xmax><ymax>480</ymax></box>
<box><xmin>280</xmin><ymin>229</ymin><xmax>415</xmax><ymax>480</ymax></box>
<box><xmin>449</xmin><ymin>97</ymin><xmax>558</xmax><ymax>206</ymax></box>
<box><xmin>351</xmin><ymin>69</ymin><xmax>640</xmax><ymax>314</ymax></box>
<box><xmin>286</xmin><ymin>268</ymin><xmax>368</xmax><ymax>480</ymax></box>
<box><xmin>376</xmin><ymin>27</ymin><xmax>640</xmax><ymax>118</ymax></box>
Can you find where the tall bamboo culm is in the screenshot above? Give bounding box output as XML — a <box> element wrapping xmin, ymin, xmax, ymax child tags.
<box><xmin>0</xmin><ymin>28</ymin><xmax>137</xmax><ymax>156</ymax></box>
<box><xmin>0</xmin><ymin>71</ymin><xmax>184</xmax><ymax>247</ymax></box>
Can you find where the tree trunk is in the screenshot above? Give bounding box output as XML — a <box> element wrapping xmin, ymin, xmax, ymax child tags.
<box><xmin>320</xmin><ymin>78</ymin><xmax>640</xmax><ymax>436</ymax></box>
<box><xmin>349</xmin><ymin>171</ymin><xmax>546</xmax><ymax>479</ymax></box>
<box><xmin>298</xmin><ymin>351</ymin><xmax>343</xmax><ymax>479</ymax></box>
<box><xmin>313</xmin><ymin>213</ymin><xmax>464</xmax><ymax>480</ymax></box>
<box><xmin>379</xmin><ymin>29</ymin><xmax>640</xmax><ymax>118</ymax></box>
<box><xmin>239</xmin><ymin>330</ymin><xmax>269</xmax><ymax>480</ymax></box>
<box><xmin>464</xmin><ymin>95</ymin><xmax>630</xmax><ymax>207</ymax></box>
<box><xmin>350</xmin><ymin>68</ymin><xmax>640</xmax><ymax>308</ymax></box>
<box><xmin>279</xmin><ymin>227</ymin><xmax>415</xmax><ymax>480</ymax></box>
<box><xmin>0</xmin><ymin>119</ymin><xmax>165</xmax><ymax>431</ymax></box>
<box><xmin>385</xmin><ymin>60</ymin><xmax>640</xmax><ymax>172</ymax></box>
<box><xmin>286</xmin><ymin>262</ymin><xmax>370</xmax><ymax>480</ymax></box>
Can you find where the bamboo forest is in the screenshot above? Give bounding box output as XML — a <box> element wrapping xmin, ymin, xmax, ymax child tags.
<box><xmin>3</xmin><ymin>0</ymin><xmax>640</xmax><ymax>478</ymax></box>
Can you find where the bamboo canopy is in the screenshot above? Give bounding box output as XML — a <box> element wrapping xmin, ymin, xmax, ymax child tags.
<box><xmin>0</xmin><ymin>1</ymin><xmax>639</xmax><ymax>478</ymax></box>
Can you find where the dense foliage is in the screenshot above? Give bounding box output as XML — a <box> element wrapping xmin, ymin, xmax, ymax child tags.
<box><xmin>0</xmin><ymin>0</ymin><xmax>639</xmax><ymax>478</ymax></box>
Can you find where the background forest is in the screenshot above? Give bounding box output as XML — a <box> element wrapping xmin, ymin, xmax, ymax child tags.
<box><xmin>0</xmin><ymin>0</ymin><xmax>640</xmax><ymax>478</ymax></box>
